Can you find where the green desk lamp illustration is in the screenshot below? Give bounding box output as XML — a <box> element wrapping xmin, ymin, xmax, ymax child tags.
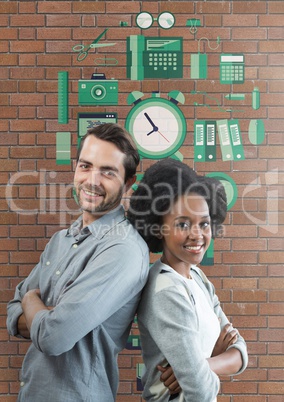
<box><xmin>125</xmin><ymin>91</ymin><xmax>187</xmax><ymax>160</ymax></box>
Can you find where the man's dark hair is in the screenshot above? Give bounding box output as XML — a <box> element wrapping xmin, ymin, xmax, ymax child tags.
<box><xmin>76</xmin><ymin>123</ymin><xmax>140</xmax><ymax>182</ymax></box>
<box><xmin>128</xmin><ymin>158</ymin><xmax>227</xmax><ymax>253</ymax></box>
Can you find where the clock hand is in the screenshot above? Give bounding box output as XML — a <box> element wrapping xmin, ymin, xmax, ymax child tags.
<box><xmin>144</xmin><ymin>112</ymin><xmax>157</xmax><ymax>130</ymax></box>
<box><xmin>144</xmin><ymin>112</ymin><xmax>169</xmax><ymax>142</ymax></box>
<box><xmin>157</xmin><ymin>130</ymin><xmax>170</xmax><ymax>143</ymax></box>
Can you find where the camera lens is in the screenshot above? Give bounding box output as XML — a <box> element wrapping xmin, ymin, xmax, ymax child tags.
<box><xmin>91</xmin><ymin>85</ymin><xmax>106</xmax><ymax>100</ymax></box>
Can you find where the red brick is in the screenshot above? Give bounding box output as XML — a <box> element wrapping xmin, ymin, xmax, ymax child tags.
<box><xmin>0</xmin><ymin>2</ymin><xmax>17</xmax><ymax>13</ymax></box>
<box><xmin>37</xmin><ymin>1</ymin><xmax>71</xmax><ymax>14</ymax></box>
<box><xmin>259</xmin><ymin>382</ymin><xmax>284</xmax><ymax>395</ymax></box>
<box><xmin>0</xmin><ymin>2</ymin><xmax>284</xmax><ymax>401</ymax></box>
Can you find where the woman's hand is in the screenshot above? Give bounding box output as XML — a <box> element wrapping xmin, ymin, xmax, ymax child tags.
<box><xmin>157</xmin><ymin>364</ymin><xmax>182</xmax><ymax>395</ymax></box>
<box><xmin>211</xmin><ymin>323</ymin><xmax>238</xmax><ymax>357</ymax></box>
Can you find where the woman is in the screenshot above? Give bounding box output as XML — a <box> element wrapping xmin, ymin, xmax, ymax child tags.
<box><xmin>128</xmin><ymin>159</ymin><xmax>248</xmax><ymax>402</ymax></box>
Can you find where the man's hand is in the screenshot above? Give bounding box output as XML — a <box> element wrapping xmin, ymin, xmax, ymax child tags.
<box><xmin>157</xmin><ymin>364</ymin><xmax>181</xmax><ymax>395</ymax></box>
<box><xmin>17</xmin><ymin>313</ymin><xmax>31</xmax><ymax>339</ymax></box>
<box><xmin>211</xmin><ymin>323</ymin><xmax>238</xmax><ymax>357</ymax></box>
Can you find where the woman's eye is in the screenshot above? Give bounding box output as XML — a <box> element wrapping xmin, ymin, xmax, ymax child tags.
<box><xmin>177</xmin><ymin>222</ymin><xmax>189</xmax><ymax>229</ymax></box>
<box><xmin>201</xmin><ymin>221</ymin><xmax>210</xmax><ymax>229</ymax></box>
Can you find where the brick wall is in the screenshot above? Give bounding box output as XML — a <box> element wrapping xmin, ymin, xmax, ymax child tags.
<box><xmin>1</xmin><ymin>1</ymin><xmax>283</xmax><ymax>401</ymax></box>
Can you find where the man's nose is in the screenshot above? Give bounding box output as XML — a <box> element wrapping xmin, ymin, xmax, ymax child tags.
<box><xmin>86</xmin><ymin>169</ymin><xmax>102</xmax><ymax>186</ymax></box>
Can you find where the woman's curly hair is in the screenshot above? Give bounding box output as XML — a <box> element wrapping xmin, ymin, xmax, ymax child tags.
<box><xmin>127</xmin><ymin>159</ymin><xmax>227</xmax><ymax>253</ymax></box>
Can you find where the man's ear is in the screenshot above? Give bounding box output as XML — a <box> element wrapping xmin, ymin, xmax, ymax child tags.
<box><xmin>124</xmin><ymin>175</ymin><xmax>137</xmax><ymax>193</ymax></box>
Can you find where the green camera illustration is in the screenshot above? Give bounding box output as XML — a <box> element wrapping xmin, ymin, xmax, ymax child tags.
<box><xmin>78</xmin><ymin>73</ymin><xmax>118</xmax><ymax>105</ymax></box>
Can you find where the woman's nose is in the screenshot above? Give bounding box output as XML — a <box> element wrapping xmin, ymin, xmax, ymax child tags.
<box><xmin>188</xmin><ymin>225</ymin><xmax>202</xmax><ymax>239</ymax></box>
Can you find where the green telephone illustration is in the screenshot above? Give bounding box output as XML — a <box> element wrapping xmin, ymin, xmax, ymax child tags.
<box><xmin>126</xmin><ymin>35</ymin><xmax>183</xmax><ymax>80</ymax></box>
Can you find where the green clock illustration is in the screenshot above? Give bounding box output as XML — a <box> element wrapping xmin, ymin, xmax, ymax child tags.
<box><xmin>125</xmin><ymin>91</ymin><xmax>187</xmax><ymax>160</ymax></box>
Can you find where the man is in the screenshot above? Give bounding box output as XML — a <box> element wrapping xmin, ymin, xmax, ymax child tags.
<box><xmin>7</xmin><ymin>123</ymin><xmax>150</xmax><ymax>402</ymax></box>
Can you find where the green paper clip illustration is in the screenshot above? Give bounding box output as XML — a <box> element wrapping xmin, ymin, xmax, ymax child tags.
<box><xmin>186</xmin><ymin>18</ymin><xmax>201</xmax><ymax>35</ymax></box>
<box><xmin>94</xmin><ymin>57</ymin><xmax>118</xmax><ymax>66</ymax></box>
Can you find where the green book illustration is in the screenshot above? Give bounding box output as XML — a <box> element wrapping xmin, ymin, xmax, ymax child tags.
<box><xmin>56</xmin><ymin>132</ymin><xmax>71</xmax><ymax>165</ymax></box>
<box><xmin>191</xmin><ymin>53</ymin><xmax>208</xmax><ymax>79</ymax></box>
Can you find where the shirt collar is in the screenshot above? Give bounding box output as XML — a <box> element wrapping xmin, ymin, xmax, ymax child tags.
<box><xmin>67</xmin><ymin>205</ymin><xmax>126</xmax><ymax>240</ymax></box>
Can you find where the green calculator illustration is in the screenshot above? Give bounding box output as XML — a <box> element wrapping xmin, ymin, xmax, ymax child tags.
<box><xmin>127</xmin><ymin>35</ymin><xmax>183</xmax><ymax>80</ymax></box>
<box><xmin>220</xmin><ymin>54</ymin><xmax>245</xmax><ymax>84</ymax></box>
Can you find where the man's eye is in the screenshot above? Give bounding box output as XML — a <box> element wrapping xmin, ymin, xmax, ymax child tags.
<box><xmin>79</xmin><ymin>164</ymin><xmax>89</xmax><ymax>169</ymax></box>
<box><xmin>103</xmin><ymin>170</ymin><xmax>116</xmax><ymax>177</ymax></box>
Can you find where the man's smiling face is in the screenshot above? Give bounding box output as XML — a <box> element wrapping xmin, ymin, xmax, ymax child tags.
<box><xmin>74</xmin><ymin>135</ymin><xmax>127</xmax><ymax>226</ymax></box>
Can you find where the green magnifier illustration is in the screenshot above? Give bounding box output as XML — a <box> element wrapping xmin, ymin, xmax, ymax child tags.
<box><xmin>136</xmin><ymin>11</ymin><xmax>175</xmax><ymax>30</ymax></box>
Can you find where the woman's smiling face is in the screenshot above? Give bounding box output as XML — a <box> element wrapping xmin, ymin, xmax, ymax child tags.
<box><xmin>161</xmin><ymin>193</ymin><xmax>212</xmax><ymax>276</ymax></box>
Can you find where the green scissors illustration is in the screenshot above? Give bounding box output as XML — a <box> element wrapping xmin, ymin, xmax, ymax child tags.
<box><xmin>72</xmin><ymin>28</ymin><xmax>116</xmax><ymax>61</ymax></box>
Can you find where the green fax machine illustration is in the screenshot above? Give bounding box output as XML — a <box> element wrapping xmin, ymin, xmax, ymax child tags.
<box><xmin>127</xmin><ymin>35</ymin><xmax>183</xmax><ymax>80</ymax></box>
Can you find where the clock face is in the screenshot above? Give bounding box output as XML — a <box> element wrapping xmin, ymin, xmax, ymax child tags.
<box><xmin>126</xmin><ymin>98</ymin><xmax>186</xmax><ymax>159</ymax></box>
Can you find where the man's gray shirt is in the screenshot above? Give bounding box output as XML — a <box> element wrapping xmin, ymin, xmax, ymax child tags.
<box><xmin>7</xmin><ymin>206</ymin><xmax>149</xmax><ymax>402</ymax></box>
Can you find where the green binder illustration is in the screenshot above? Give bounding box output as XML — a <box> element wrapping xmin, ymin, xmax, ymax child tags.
<box><xmin>217</xmin><ymin>119</ymin><xmax>244</xmax><ymax>161</ymax></box>
<box><xmin>229</xmin><ymin>119</ymin><xmax>245</xmax><ymax>160</ymax></box>
<box><xmin>216</xmin><ymin>120</ymin><xmax>232</xmax><ymax>161</ymax></box>
<box><xmin>194</xmin><ymin>120</ymin><xmax>216</xmax><ymax>162</ymax></box>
